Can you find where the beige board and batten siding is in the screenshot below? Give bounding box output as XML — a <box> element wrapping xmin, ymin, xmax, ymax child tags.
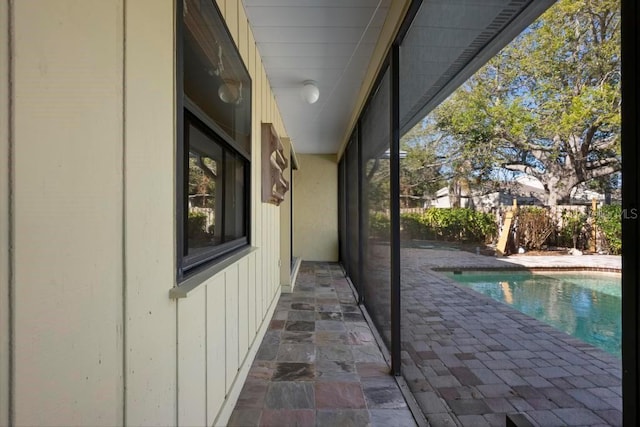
<box><xmin>11</xmin><ymin>1</ymin><xmax>124</xmax><ymax>425</ymax></box>
<box><xmin>3</xmin><ymin>0</ymin><xmax>288</xmax><ymax>426</ymax></box>
<box><xmin>177</xmin><ymin>1</ymin><xmax>286</xmax><ymax>426</ymax></box>
<box><xmin>0</xmin><ymin>1</ymin><xmax>10</xmax><ymax>426</ymax></box>
<box><xmin>125</xmin><ymin>0</ymin><xmax>176</xmax><ymax>425</ymax></box>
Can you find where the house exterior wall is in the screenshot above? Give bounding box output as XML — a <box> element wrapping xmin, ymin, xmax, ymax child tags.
<box><xmin>11</xmin><ymin>1</ymin><xmax>125</xmax><ymax>426</ymax></box>
<box><xmin>294</xmin><ymin>154</ymin><xmax>339</xmax><ymax>262</ymax></box>
<box><xmin>1</xmin><ymin>1</ymin><xmax>10</xmax><ymax>426</ymax></box>
<box><xmin>1</xmin><ymin>0</ymin><xmax>287</xmax><ymax>425</ymax></box>
<box><xmin>124</xmin><ymin>1</ymin><xmax>176</xmax><ymax>424</ymax></box>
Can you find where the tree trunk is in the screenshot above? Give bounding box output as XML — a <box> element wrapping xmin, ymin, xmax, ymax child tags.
<box><xmin>541</xmin><ymin>175</ymin><xmax>575</xmax><ymax>206</ymax></box>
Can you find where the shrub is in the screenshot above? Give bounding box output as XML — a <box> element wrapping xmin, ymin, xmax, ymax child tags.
<box><xmin>401</xmin><ymin>212</ymin><xmax>429</xmax><ymax>239</ymax></box>
<box><xmin>595</xmin><ymin>205</ymin><xmax>621</xmax><ymax>254</ymax></box>
<box><xmin>369</xmin><ymin>211</ymin><xmax>390</xmax><ymax>238</ymax></box>
<box><xmin>558</xmin><ymin>209</ymin><xmax>588</xmax><ymax>249</ymax></box>
<box><xmin>423</xmin><ymin>208</ymin><xmax>446</xmax><ymax>239</ymax></box>
<box><xmin>371</xmin><ymin>208</ymin><xmax>498</xmax><ymax>243</ymax></box>
<box><xmin>466</xmin><ymin>209</ymin><xmax>498</xmax><ymax>243</ymax></box>
<box><xmin>420</xmin><ymin>208</ymin><xmax>497</xmax><ymax>243</ymax></box>
<box><xmin>516</xmin><ymin>207</ymin><xmax>555</xmax><ymax>250</ymax></box>
<box><xmin>187</xmin><ymin>211</ymin><xmax>208</xmax><ymax>240</ymax></box>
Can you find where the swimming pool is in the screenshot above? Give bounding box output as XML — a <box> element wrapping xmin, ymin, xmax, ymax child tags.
<box><xmin>443</xmin><ymin>270</ymin><xmax>621</xmax><ymax>356</ymax></box>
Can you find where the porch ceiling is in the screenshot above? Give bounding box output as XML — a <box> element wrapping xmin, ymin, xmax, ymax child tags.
<box><xmin>243</xmin><ymin>0</ymin><xmax>554</xmax><ymax>155</ymax></box>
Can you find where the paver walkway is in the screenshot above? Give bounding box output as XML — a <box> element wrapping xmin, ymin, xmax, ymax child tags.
<box><xmin>229</xmin><ymin>262</ymin><xmax>417</xmax><ymax>427</ymax></box>
<box><xmin>400</xmin><ymin>248</ymin><xmax>622</xmax><ymax>426</ymax></box>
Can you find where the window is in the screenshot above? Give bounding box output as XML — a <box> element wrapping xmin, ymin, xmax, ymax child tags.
<box><xmin>178</xmin><ymin>0</ymin><xmax>251</xmax><ymax>279</ymax></box>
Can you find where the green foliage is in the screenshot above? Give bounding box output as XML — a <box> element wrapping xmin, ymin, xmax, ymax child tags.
<box><xmin>465</xmin><ymin>210</ymin><xmax>499</xmax><ymax>243</ymax></box>
<box><xmin>595</xmin><ymin>205</ymin><xmax>622</xmax><ymax>254</ymax></box>
<box><xmin>369</xmin><ymin>211</ymin><xmax>390</xmax><ymax>239</ymax></box>
<box><xmin>400</xmin><ymin>208</ymin><xmax>497</xmax><ymax>243</ymax></box>
<box><xmin>558</xmin><ymin>210</ymin><xmax>588</xmax><ymax>249</ymax></box>
<box><xmin>432</xmin><ymin>0</ymin><xmax>621</xmax><ymax>205</ymax></box>
<box><xmin>400</xmin><ymin>123</ymin><xmax>446</xmax><ymax>206</ymax></box>
<box><xmin>187</xmin><ymin>211</ymin><xmax>208</xmax><ymax>240</ymax></box>
<box><xmin>365</xmin><ymin>159</ymin><xmax>391</xmax><ymax>213</ymax></box>
<box><xmin>401</xmin><ymin>213</ymin><xmax>431</xmax><ymax>239</ymax></box>
<box><xmin>189</xmin><ymin>156</ymin><xmax>216</xmax><ymax>207</ymax></box>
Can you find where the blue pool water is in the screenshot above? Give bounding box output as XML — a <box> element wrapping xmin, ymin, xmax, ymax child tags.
<box><xmin>444</xmin><ymin>271</ymin><xmax>621</xmax><ymax>356</ymax></box>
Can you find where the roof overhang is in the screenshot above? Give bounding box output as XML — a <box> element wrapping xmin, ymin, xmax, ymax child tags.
<box><xmin>244</xmin><ymin>0</ymin><xmax>556</xmax><ymax>156</ymax></box>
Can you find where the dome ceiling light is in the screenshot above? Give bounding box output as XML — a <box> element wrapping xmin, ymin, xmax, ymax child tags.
<box><xmin>301</xmin><ymin>80</ymin><xmax>319</xmax><ymax>104</ymax></box>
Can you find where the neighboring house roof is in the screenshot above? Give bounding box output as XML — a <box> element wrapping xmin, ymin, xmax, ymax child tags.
<box><xmin>428</xmin><ymin>174</ymin><xmax>614</xmax><ymax>208</ymax></box>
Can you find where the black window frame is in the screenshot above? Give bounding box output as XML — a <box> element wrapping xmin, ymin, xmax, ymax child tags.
<box><xmin>177</xmin><ymin>0</ymin><xmax>252</xmax><ymax>281</ymax></box>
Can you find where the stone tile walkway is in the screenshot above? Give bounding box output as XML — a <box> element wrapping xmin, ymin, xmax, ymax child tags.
<box><xmin>229</xmin><ymin>262</ymin><xmax>417</xmax><ymax>427</ymax></box>
<box><xmin>400</xmin><ymin>248</ymin><xmax>622</xmax><ymax>426</ymax></box>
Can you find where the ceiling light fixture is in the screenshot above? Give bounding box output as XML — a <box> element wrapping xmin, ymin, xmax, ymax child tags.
<box><xmin>218</xmin><ymin>79</ymin><xmax>243</xmax><ymax>104</ymax></box>
<box><xmin>301</xmin><ymin>80</ymin><xmax>319</xmax><ymax>104</ymax></box>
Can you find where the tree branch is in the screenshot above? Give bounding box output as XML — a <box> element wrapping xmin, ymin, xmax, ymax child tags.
<box><xmin>503</xmin><ymin>163</ymin><xmax>537</xmax><ymax>176</ymax></box>
<box><xmin>593</xmin><ymin>135</ymin><xmax>619</xmax><ymax>151</ymax></box>
<box><xmin>581</xmin><ymin>125</ymin><xmax>598</xmax><ymax>157</ymax></box>
<box><xmin>196</xmin><ymin>154</ymin><xmax>217</xmax><ymax>181</ymax></box>
<box><xmin>586</xmin><ymin>164</ymin><xmax>620</xmax><ymax>180</ymax></box>
<box><xmin>586</xmin><ymin>157</ymin><xmax>621</xmax><ymax>170</ymax></box>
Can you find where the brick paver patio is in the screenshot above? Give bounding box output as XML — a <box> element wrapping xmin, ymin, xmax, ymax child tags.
<box><xmin>401</xmin><ymin>248</ymin><xmax>622</xmax><ymax>426</ymax></box>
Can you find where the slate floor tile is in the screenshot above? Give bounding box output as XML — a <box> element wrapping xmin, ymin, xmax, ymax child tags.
<box><xmin>275</xmin><ymin>343</ymin><xmax>315</xmax><ymax>362</ymax></box>
<box><xmin>316</xmin><ymin>382</ymin><xmax>366</xmax><ymax>409</ymax></box>
<box><xmin>316</xmin><ymin>311</ymin><xmax>342</xmax><ymax>321</ymax></box>
<box><xmin>259</xmin><ymin>409</ymin><xmax>315</xmax><ymax>427</ymax></box>
<box><xmin>272</xmin><ymin>363</ymin><xmax>315</xmax><ymax>381</ymax></box>
<box><xmin>362</xmin><ymin>381</ymin><xmax>408</xmax><ymax>409</ymax></box>
<box><xmin>287</xmin><ymin>310</ymin><xmax>315</xmax><ymax>321</ymax></box>
<box><xmin>227</xmin><ymin>408</ymin><xmax>261</xmax><ymax>427</ymax></box>
<box><xmin>280</xmin><ymin>331</ymin><xmax>314</xmax><ymax>344</ymax></box>
<box><xmin>316</xmin><ymin>409</ymin><xmax>370</xmax><ymax>426</ymax></box>
<box><xmin>235</xmin><ymin>381</ymin><xmax>268</xmax><ymax>408</ymax></box>
<box><xmin>264</xmin><ymin>382</ymin><xmax>314</xmax><ymax>409</ymax></box>
<box><xmin>317</xmin><ymin>344</ymin><xmax>354</xmax><ymax>361</ymax></box>
<box><xmin>315</xmin><ymin>359</ymin><xmax>358</xmax><ymax>382</ymax></box>
<box><xmin>284</xmin><ymin>320</ymin><xmax>315</xmax><ymax>332</ymax></box>
<box><xmin>315</xmin><ymin>331</ymin><xmax>349</xmax><ymax>344</ymax></box>
<box><xmin>352</xmin><ymin>345</ymin><xmax>386</xmax><ymax>362</ymax></box>
<box><xmin>356</xmin><ymin>362</ymin><xmax>390</xmax><ymax>378</ymax></box>
<box><xmin>315</xmin><ymin>319</ymin><xmax>346</xmax><ymax>332</ymax></box>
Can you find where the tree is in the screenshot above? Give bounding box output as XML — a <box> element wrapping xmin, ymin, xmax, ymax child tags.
<box><xmin>400</xmin><ymin>123</ymin><xmax>446</xmax><ymax>207</ymax></box>
<box><xmin>433</xmin><ymin>0</ymin><xmax>620</xmax><ymax>205</ymax></box>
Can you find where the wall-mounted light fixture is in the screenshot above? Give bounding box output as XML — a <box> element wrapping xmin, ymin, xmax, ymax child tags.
<box><xmin>301</xmin><ymin>80</ymin><xmax>319</xmax><ymax>104</ymax></box>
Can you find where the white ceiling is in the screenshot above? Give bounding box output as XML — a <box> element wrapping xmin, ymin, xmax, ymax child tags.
<box><xmin>244</xmin><ymin>0</ymin><xmax>391</xmax><ymax>154</ymax></box>
<box><xmin>243</xmin><ymin>0</ymin><xmax>554</xmax><ymax>155</ymax></box>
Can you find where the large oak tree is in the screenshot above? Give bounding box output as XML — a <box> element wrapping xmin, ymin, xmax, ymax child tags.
<box><xmin>433</xmin><ymin>0</ymin><xmax>620</xmax><ymax>205</ymax></box>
